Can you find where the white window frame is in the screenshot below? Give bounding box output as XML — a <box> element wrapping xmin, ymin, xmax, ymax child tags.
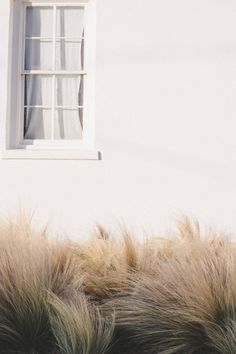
<box><xmin>1</xmin><ymin>0</ymin><xmax>99</xmax><ymax>160</ymax></box>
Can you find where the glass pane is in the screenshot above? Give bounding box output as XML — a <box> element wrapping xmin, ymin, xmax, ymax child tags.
<box><xmin>56</xmin><ymin>39</ymin><xmax>84</xmax><ymax>70</ymax></box>
<box><xmin>54</xmin><ymin>108</ymin><xmax>83</xmax><ymax>140</ymax></box>
<box><xmin>57</xmin><ymin>7</ymin><xmax>84</xmax><ymax>39</ymax></box>
<box><xmin>25</xmin><ymin>39</ymin><xmax>53</xmax><ymax>70</ymax></box>
<box><xmin>24</xmin><ymin>108</ymin><xmax>52</xmax><ymax>139</ymax></box>
<box><xmin>55</xmin><ymin>76</ymin><xmax>83</xmax><ymax>107</ymax></box>
<box><xmin>26</xmin><ymin>7</ymin><xmax>53</xmax><ymax>38</ymax></box>
<box><xmin>24</xmin><ymin>75</ymin><xmax>52</xmax><ymax>106</ymax></box>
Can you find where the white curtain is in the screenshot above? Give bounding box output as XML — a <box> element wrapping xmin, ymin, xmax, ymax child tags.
<box><xmin>24</xmin><ymin>6</ymin><xmax>84</xmax><ymax>140</ymax></box>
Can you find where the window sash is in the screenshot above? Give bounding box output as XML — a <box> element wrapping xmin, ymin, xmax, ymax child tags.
<box><xmin>20</xmin><ymin>3</ymin><xmax>87</xmax><ymax>144</ymax></box>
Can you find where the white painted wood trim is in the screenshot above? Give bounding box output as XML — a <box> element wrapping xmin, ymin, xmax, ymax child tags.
<box><xmin>3</xmin><ymin>0</ymin><xmax>98</xmax><ymax>158</ymax></box>
<box><xmin>1</xmin><ymin>149</ymin><xmax>101</xmax><ymax>160</ymax></box>
<box><xmin>20</xmin><ymin>2</ymin><xmax>89</xmax><ymax>5</ymax></box>
<box><xmin>22</xmin><ymin>71</ymin><xmax>87</xmax><ymax>75</ymax></box>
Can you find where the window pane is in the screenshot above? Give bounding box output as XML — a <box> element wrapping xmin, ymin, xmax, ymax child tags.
<box><xmin>26</xmin><ymin>7</ymin><xmax>53</xmax><ymax>38</ymax></box>
<box><xmin>56</xmin><ymin>39</ymin><xmax>84</xmax><ymax>71</ymax></box>
<box><xmin>54</xmin><ymin>108</ymin><xmax>83</xmax><ymax>140</ymax></box>
<box><xmin>24</xmin><ymin>108</ymin><xmax>52</xmax><ymax>139</ymax></box>
<box><xmin>25</xmin><ymin>39</ymin><xmax>53</xmax><ymax>70</ymax></box>
<box><xmin>55</xmin><ymin>76</ymin><xmax>83</xmax><ymax>107</ymax></box>
<box><xmin>57</xmin><ymin>7</ymin><xmax>84</xmax><ymax>39</ymax></box>
<box><xmin>24</xmin><ymin>75</ymin><xmax>52</xmax><ymax>107</ymax></box>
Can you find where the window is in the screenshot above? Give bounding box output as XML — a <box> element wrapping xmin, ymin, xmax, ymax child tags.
<box><xmin>2</xmin><ymin>0</ymin><xmax>98</xmax><ymax>159</ymax></box>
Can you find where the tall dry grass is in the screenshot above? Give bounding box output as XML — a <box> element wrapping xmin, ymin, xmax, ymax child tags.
<box><xmin>0</xmin><ymin>216</ymin><xmax>235</xmax><ymax>353</ymax></box>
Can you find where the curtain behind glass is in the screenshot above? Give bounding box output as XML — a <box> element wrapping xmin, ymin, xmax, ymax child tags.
<box><xmin>55</xmin><ymin>7</ymin><xmax>84</xmax><ymax>140</ymax></box>
<box><xmin>24</xmin><ymin>6</ymin><xmax>84</xmax><ymax>141</ymax></box>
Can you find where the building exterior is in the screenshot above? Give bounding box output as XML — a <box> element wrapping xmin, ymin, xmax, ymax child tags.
<box><xmin>0</xmin><ymin>0</ymin><xmax>236</xmax><ymax>238</ymax></box>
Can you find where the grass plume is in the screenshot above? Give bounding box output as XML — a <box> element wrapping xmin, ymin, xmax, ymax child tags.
<box><xmin>0</xmin><ymin>215</ymin><xmax>234</xmax><ymax>353</ymax></box>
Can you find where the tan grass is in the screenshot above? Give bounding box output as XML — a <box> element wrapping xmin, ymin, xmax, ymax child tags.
<box><xmin>0</xmin><ymin>215</ymin><xmax>234</xmax><ymax>353</ymax></box>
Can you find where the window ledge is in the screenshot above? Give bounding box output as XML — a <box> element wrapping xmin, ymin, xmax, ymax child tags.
<box><xmin>1</xmin><ymin>149</ymin><xmax>101</xmax><ymax>160</ymax></box>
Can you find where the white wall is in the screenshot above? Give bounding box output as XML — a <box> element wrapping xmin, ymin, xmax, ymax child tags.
<box><xmin>1</xmin><ymin>0</ymin><xmax>236</xmax><ymax>238</ymax></box>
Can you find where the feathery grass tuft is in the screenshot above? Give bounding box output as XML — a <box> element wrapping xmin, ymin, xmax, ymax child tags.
<box><xmin>0</xmin><ymin>215</ymin><xmax>234</xmax><ymax>353</ymax></box>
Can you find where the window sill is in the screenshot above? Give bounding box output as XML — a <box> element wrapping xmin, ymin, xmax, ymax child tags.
<box><xmin>1</xmin><ymin>149</ymin><xmax>101</xmax><ymax>160</ymax></box>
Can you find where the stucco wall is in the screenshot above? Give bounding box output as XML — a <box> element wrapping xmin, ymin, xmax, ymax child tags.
<box><xmin>0</xmin><ymin>0</ymin><xmax>236</xmax><ymax>238</ymax></box>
